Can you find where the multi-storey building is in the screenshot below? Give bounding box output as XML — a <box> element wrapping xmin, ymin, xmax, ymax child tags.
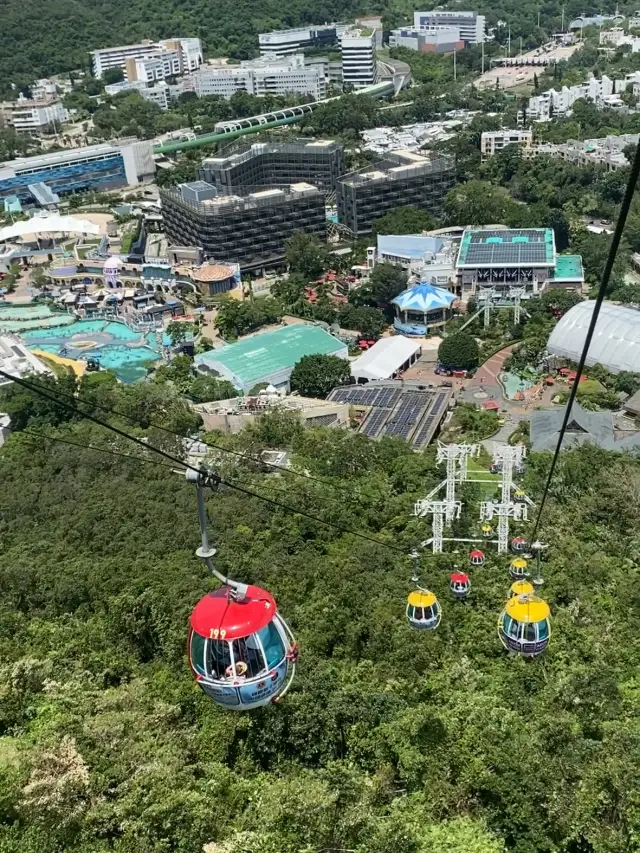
<box><xmin>340</xmin><ymin>30</ymin><xmax>377</xmax><ymax>89</ymax></box>
<box><xmin>413</xmin><ymin>10</ymin><xmax>486</xmax><ymax>44</ymax></box>
<box><xmin>389</xmin><ymin>26</ymin><xmax>463</xmax><ymax>53</ymax></box>
<box><xmin>0</xmin><ymin>97</ymin><xmax>69</xmax><ymax>134</ymax></box>
<box><xmin>190</xmin><ymin>54</ymin><xmax>326</xmax><ymax>101</ymax></box>
<box><xmin>125</xmin><ymin>50</ymin><xmax>182</xmax><ymax>84</ymax></box>
<box><xmin>160</xmin><ymin>181</ymin><xmax>326</xmax><ymax>268</ymax></box>
<box><xmin>481</xmin><ymin>129</ymin><xmax>533</xmax><ymax>160</ymax></box>
<box><xmin>198</xmin><ymin>139</ymin><xmax>344</xmax><ymax>195</ymax></box>
<box><xmin>91</xmin><ymin>38</ymin><xmax>202</xmax><ymax>78</ymax></box>
<box><xmin>336</xmin><ymin>150</ymin><xmax>455</xmax><ymax>236</ymax></box>
<box><xmin>258</xmin><ymin>25</ymin><xmax>345</xmax><ymax>57</ymax></box>
<box><xmin>104</xmin><ymin>79</ymin><xmax>174</xmax><ymax>110</ymax></box>
<box><xmin>526</xmin><ymin>74</ymin><xmax>628</xmax><ymax>120</ymax></box>
<box><xmin>0</xmin><ymin>140</ymin><xmax>155</xmax><ymax>205</ymax></box>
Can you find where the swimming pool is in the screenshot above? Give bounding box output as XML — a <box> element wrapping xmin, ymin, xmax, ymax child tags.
<box><xmin>22</xmin><ymin>319</ymin><xmax>162</xmax><ymax>382</ymax></box>
<box><xmin>500</xmin><ymin>371</ymin><xmax>534</xmax><ymax>400</ymax></box>
<box><xmin>0</xmin><ymin>303</ymin><xmax>74</xmax><ymax>332</ymax></box>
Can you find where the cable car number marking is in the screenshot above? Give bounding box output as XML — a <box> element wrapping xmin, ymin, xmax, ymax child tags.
<box><xmin>209</xmin><ymin>629</ymin><xmax>227</xmax><ymax>639</ymax></box>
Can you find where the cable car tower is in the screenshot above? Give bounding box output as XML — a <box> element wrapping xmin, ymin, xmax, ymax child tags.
<box><xmin>480</xmin><ymin>444</ymin><xmax>530</xmax><ymax>554</ymax></box>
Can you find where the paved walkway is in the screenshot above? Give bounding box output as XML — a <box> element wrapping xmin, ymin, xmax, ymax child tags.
<box><xmin>474</xmin><ymin>344</ymin><xmax>516</xmax><ymax>387</ymax></box>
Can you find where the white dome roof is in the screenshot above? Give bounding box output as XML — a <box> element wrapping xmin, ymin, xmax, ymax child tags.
<box><xmin>547</xmin><ymin>300</ymin><xmax>640</xmax><ymax>374</ymax></box>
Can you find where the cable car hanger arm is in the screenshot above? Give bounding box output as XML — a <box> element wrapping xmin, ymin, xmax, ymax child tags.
<box><xmin>186</xmin><ymin>468</ymin><xmax>249</xmax><ymax>599</ymax></box>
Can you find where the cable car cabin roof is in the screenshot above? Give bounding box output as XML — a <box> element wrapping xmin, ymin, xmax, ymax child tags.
<box><xmin>512</xmin><ymin>537</ymin><xmax>527</xmax><ymax>544</ymax></box>
<box><xmin>510</xmin><ymin>580</ymin><xmax>534</xmax><ymax>596</ymax></box>
<box><xmin>408</xmin><ymin>590</ymin><xmax>437</xmax><ymax>608</ymax></box>
<box><xmin>505</xmin><ymin>594</ymin><xmax>550</xmax><ymax>624</ymax></box>
<box><xmin>451</xmin><ymin>572</ymin><xmax>469</xmax><ymax>583</ymax></box>
<box><xmin>470</xmin><ymin>549</ymin><xmax>484</xmax><ymax>558</ymax></box>
<box><xmin>511</xmin><ymin>558</ymin><xmax>528</xmax><ymax>568</ymax></box>
<box><xmin>190</xmin><ymin>585</ymin><xmax>277</xmax><ymax>640</ymax></box>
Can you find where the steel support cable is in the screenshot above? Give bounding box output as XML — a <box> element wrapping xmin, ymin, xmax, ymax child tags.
<box><xmin>529</xmin><ymin>138</ymin><xmax>640</xmax><ymax>542</ymax></box>
<box><xmin>0</xmin><ymin>369</ymin><xmax>407</xmax><ymax>555</ymax></box>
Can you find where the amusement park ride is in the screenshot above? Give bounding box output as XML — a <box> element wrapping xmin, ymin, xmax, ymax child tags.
<box><xmin>185</xmin><ymin>441</ymin><xmax>551</xmax><ymax>711</ymax></box>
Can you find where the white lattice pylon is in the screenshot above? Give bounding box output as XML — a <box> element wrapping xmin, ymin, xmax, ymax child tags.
<box><xmin>492</xmin><ymin>444</ymin><xmax>527</xmax><ymax>504</ymax></box>
<box><xmin>480</xmin><ymin>500</ymin><xmax>527</xmax><ymax>554</ymax></box>
<box><xmin>414</xmin><ymin>498</ymin><xmax>462</xmax><ymax>553</ymax></box>
<box><xmin>436</xmin><ymin>442</ymin><xmax>479</xmax><ymax>522</ymax></box>
<box><xmin>509</xmin><ymin>286</ymin><xmax>527</xmax><ymax>325</ymax></box>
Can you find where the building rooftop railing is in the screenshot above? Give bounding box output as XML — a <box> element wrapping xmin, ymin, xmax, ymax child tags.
<box><xmin>338</xmin><ymin>152</ymin><xmax>455</xmax><ymax>187</ymax></box>
<box><xmin>160</xmin><ymin>182</ymin><xmax>323</xmax><ymax>216</ymax></box>
<box><xmin>202</xmin><ymin>137</ymin><xmax>341</xmax><ymax>169</ymax></box>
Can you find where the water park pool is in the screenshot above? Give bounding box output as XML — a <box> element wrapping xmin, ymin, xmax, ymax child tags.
<box><xmin>22</xmin><ymin>320</ymin><xmax>162</xmax><ymax>383</ymax></box>
<box><xmin>0</xmin><ymin>303</ymin><xmax>74</xmax><ymax>333</ymax></box>
<box><xmin>500</xmin><ymin>371</ymin><xmax>534</xmax><ymax>400</ymax></box>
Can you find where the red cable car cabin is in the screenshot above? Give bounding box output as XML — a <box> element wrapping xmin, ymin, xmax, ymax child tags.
<box><xmin>188</xmin><ymin>585</ymin><xmax>296</xmax><ymax>710</ymax></box>
<box><xmin>450</xmin><ymin>571</ymin><xmax>471</xmax><ymax>598</ymax></box>
<box><xmin>511</xmin><ymin>536</ymin><xmax>528</xmax><ymax>553</ymax></box>
<box><xmin>469</xmin><ymin>549</ymin><xmax>485</xmax><ymax>567</ymax></box>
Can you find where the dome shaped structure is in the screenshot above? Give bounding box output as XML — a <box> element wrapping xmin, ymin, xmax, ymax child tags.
<box><xmin>392</xmin><ymin>282</ymin><xmax>456</xmax><ymax>336</ymax></box>
<box><xmin>406</xmin><ymin>589</ymin><xmax>442</xmax><ymax>630</ymax></box>
<box><xmin>450</xmin><ymin>571</ymin><xmax>471</xmax><ymax>598</ymax></box>
<box><xmin>188</xmin><ymin>585</ymin><xmax>296</xmax><ymax>709</ymax></box>
<box><xmin>481</xmin><ymin>522</ymin><xmax>493</xmax><ymax>538</ymax></box>
<box><xmin>547</xmin><ymin>301</ymin><xmax>640</xmax><ymax>374</ymax></box>
<box><xmin>498</xmin><ymin>594</ymin><xmax>551</xmax><ymax>656</ymax></box>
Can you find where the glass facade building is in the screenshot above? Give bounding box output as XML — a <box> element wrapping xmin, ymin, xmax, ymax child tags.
<box><xmin>336</xmin><ymin>151</ymin><xmax>455</xmax><ymax>236</ymax></box>
<box><xmin>160</xmin><ymin>182</ymin><xmax>326</xmax><ymax>268</ymax></box>
<box><xmin>198</xmin><ymin>139</ymin><xmax>344</xmax><ymax>196</ymax></box>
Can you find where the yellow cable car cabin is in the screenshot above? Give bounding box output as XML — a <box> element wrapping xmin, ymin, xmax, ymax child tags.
<box><xmin>481</xmin><ymin>522</ymin><xmax>493</xmax><ymax>538</ymax></box>
<box><xmin>406</xmin><ymin>589</ymin><xmax>442</xmax><ymax>630</ymax></box>
<box><xmin>510</xmin><ymin>557</ymin><xmax>529</xmax><ymax>580</ymax></box>
<box><xmin>498</xmin><ymin>594</ymin><xmax>551</xmax><ymax>656</ymax></box>
<box><xmin>514</xmin><ymin>488</ymin><xmax>527</xmax><ymax>503</ymax></box>
<box><xmin>509</xmin><ymin>579</ymin><xmax>534</xmax><ymax>598</ymax></box>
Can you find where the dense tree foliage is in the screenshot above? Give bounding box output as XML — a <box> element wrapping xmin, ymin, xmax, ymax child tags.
<box><xmin>0</xmin><ymin>377</ymin><xmax>638</xmax><ymax>852</ymax></box>
<box><xmin>438</xmin><ymin>332</ymin><xmax>480</xmax><ymax>370</ymax></box>
<box><xmin>372</xmin><ymin>205</ymin><xmax>437</xmax><ymax>235</ymax></box>
<box><xmin>290</xmin><ymin>353</ymin><xmax>350</xmax><ymax>397</ymax></box>
<box><xmin>285</xmin><ymin>232</ymin><xmax>331</xmax><ymax>281</ymax></box>
<box><xmin>214</xmin><ymin>296</ymin><xmax>282</xmax><ymax>340</ymax></box>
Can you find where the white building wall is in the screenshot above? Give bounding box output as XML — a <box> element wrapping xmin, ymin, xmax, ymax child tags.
<box><xmin>413</xmin><ymin>10</ymin><xmax>485</xmax><ymax>43</ymax></box>
<box><xmin>341</xmin><ymin>30</ymin><xmax>377</xmax><ymax>89</ymax></box>
<box><xmin>92</xmin><ymin>38</ymin><xmax>202</xmax><ymax>77</ymax></box>
<box><xmin>191</xmin><ymin>54</ymin><xmax>325</xmax><ymax>100</ymax></box>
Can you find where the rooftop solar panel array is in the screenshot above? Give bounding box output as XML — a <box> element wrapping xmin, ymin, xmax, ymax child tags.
<box><xmin>328</xmin><ymin>384</ymin><xmax>451</xmax><ymax>448</ymax></box>
<box><xmin>412</xmin><ymin>390</ymin><xmax>450</xmax><ymax>447</ymax></box>
<box><xmin>459</xmin><ymin>228</ymin><xmax>554</xmax><ymax>267</ymax></box>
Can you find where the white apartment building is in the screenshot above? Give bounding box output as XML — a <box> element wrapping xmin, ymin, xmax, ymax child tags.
<box><xmin>91</xmin><ymin>38</ymin><xmax>202</xmax><ymax>77</ymax></box>
<box><xmin>0</xmin><ymin>97</ymin><xmax>69</xmax><ymax>133</ymax></box>
<box><xmin>599</xmin><ymin>27</ymin><xmax>640</xmax><ymax>52</ymax></box>
<box><xmin>104</xmin><ymin>79</ymin><xmax>177</xmax><ymax>110</ymax></box>
<box><xmin>191</xmin><ymin>54</ymin><xmax>326</xmax><ymax>101</ymax></box>
<box><xmin>258</xmin><ymin>25</ymin><xmax>347</xmax><ymax>57</ymax></box>
<box><xmin>389</xmin><ymin>26</ymin><xmax>462</xmax><ymax>53</ymax></box>
<box><xmin>526</xmin><ymin>74</ymin><xmax>625</xmax><ymax>120</ymax></box>
<box><xmin>481</xmin><ymin>129</ymin><xmax>533</xmax><ymax>160</ymax></box>
<box><xmin>125</xmin><ymin>50</ymin><xmax>181</xmax><ymax>83</ymax></box>
<box><xmin>340</xmin><ymin>30</ymin><xmax>377</xmax><ymax>90</ymax></box>
<box><xmin>413</xmin><ymin>10</ymin><xmax>486</xmax><ymax>44</ymax></box>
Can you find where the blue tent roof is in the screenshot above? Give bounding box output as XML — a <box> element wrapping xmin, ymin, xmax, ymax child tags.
<box><xmin>392</xmin><ymin>282</ymin><xmax>456</xmax><ymax>313</ymax></box>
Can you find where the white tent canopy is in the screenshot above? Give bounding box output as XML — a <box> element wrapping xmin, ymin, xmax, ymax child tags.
<box><xmin>0</xmin><ymin>214</ymin><xmax>100</xmax><ymax>242</ymax></box>
<box><xmin>351</xmin><ymin>336</ymin><xmax>422</xmax><ymax>382</ymax></box>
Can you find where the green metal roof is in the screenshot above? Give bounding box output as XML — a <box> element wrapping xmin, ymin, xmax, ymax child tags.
<box><xmin>195</xmin><ymin>324</ymin><xmax>346</xmax><ymax>389</ymax></box>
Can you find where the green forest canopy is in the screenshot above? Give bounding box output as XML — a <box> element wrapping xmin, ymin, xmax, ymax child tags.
<box><xmin>0</xmin><ymin>377</ymin><xmax>638</xmax><ymax>852</ymax></box>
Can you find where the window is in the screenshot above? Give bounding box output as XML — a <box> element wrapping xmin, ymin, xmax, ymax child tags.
<box><xmin>189</xmin><ymin>631</ymin><xmax>207</xmax><ymax>677</ymax></box>
<box><xmin>232</xmin><ymin>635</ymin><xmax>265</xmax><ymax>678</ymax></box>
<box><xmin>523</xmin><ymin>623</ymin><xmax>537</xmax><ymax>642</ymax></box>
<box><xmin>537</xmin><ymin>620</ymin><xmax>549</xmax><ymax>641</ymax></box>
<box><xmin>257</xmin><ymin>621</ymin><xmax>286</xmax><ymax>668</ymax></box>
<box><xmin>423</xmin><ymin>605</ymin><xmax>434</xmax><ymax>621</ymax></box>
<box><xmin>208</xmin><ymin>639</ymin><xmax>232</xmax><ymax>678</ymax></box>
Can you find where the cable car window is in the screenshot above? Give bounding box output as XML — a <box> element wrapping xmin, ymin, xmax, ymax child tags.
<box><xmin>208</xmin><ymin>639</ymin><xmax>232</xmax><ymax>678</ymax></box>
<box><xmin>505</xmin><ymin>616</ymin><xmax>519</xmax><ymax>638</ymax></box>
<box><xmin>423</xmin><ymin>606</ymin><xmax>433</xmax><ymax>621</ymax></box>
<box><xmin>523</xmin><ymin>623</ymin><xmax>537</xmax><ymax>642</ymax></box>
<box><xmin>232</xmin><ymin>636</ymin><xmax>264</xmax><ymax>679</ymax></box>
<box><xmin>414</xmin><ymin>607</ymin><xmax>423</xmax><ymax>620</ymax></box>
<box><xmin>257</xmin><ymin>622</ymin><xmax>285</xmax><ymax>669</ymax></box>
<box><xmin>537</xmin><ymin>620</ymin><xmax>549</xmax><ymax>640</ymax></box>
<box><xmin>189</xmin><ymin>632</ymin><xmax>207</xmax><ymax>677</ymax></box>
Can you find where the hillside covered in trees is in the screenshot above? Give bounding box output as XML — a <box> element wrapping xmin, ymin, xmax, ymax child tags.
<box><xmin>0</xmin><ymin>377</ymin><xmax>638</xmax><ymax>853</ymax></box>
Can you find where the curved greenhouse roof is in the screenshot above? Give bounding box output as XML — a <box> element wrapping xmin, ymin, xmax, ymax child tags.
<box><xmin>547</xmin><ymin>300</ymin><xmax>640</xmax><ymax>374</ymax></box>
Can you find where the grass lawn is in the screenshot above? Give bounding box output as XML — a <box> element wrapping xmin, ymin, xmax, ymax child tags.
<box><xmin>466</xmin><ymin>457</ymin><xmax>501</xmax><ymax>498</ymax></box>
